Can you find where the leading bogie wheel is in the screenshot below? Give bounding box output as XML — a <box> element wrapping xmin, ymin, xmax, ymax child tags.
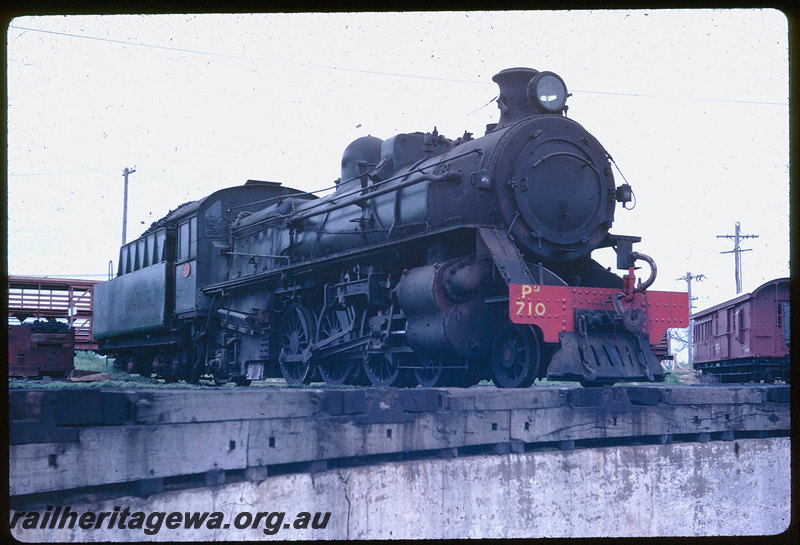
<box><xmin>490</xmin><ymin>322</ymin><xmax>540</xmax><ymax>388</ymax></box>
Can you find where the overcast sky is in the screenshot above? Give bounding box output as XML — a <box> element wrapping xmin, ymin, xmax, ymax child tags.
<box><xmin>7</xmin><ymin>10</ymin><xmax>789</xmax><ymax>316</ymax></box>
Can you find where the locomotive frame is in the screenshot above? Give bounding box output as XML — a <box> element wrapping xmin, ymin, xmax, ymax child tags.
<box><xmin>93</xmin><ymin>67</ymin><xmax>689</xmax><ymax>388</ymax></box>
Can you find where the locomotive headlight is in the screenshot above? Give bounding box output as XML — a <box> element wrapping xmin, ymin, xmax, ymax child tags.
<box><xmin>528</xmin><ymin>71</ymin><xmax>568</xmax><ymax>113</ymax></box>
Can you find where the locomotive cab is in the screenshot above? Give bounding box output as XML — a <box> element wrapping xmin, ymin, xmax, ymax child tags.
<box><xmin>93</xmin><ymin>181</ymin><xmax>314</xmax><ymax>380</ymax></box>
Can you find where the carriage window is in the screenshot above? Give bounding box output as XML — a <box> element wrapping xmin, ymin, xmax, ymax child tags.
<box><xmin>777</xmin><ymin>303</ymin><xmax>783</xmax><ymax>328</ymax></box>
<box><xmin>738</xmin><ymin>311</ymin><xmax>744</xmax><ymax>330</ymax></box>
<box><xmin>693</xmin><ymin>321</ymin><xmax>712</xmax><ymax>342</ymax></box>
<box><xmin>178</xmin><ymin>217</ymin><xmax>197</xmax><ymax>261</ymax></box>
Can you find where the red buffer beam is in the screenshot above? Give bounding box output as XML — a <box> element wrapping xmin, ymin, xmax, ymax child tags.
<box><xmin>509</xmin><ymin>284</ymin><xmax>689</xmax><ymax>345</ymax></box>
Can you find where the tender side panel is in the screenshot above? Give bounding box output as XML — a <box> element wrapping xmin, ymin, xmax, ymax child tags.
<box><xmin>92</xmin><ymin>262</ymin><xmax>168</xmax><ymax>338</ymax></box>
<box><xmin>509</xmin><ymin>284</ymin><xmax>689</xmax><ymax>344</ymax></box>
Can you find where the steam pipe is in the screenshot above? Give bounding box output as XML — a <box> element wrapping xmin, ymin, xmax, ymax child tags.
<box><xmin>290</xmin><ymin>170</ymin><xmax>462</xmax><ymax>225</ymax></box>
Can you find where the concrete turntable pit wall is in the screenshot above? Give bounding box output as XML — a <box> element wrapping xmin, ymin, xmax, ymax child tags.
<box><xmin>10</xmin><ymin>437</ymin><xmax>790</xmax><ymax>540</ymax></box>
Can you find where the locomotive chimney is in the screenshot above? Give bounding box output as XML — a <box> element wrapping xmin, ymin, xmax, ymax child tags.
<box><xmin>491</xmin><ymin>67</ymin><xmax>539</xmax><ymax>129</ymax></box>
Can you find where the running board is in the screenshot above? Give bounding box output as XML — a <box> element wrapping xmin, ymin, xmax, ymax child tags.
<box><xmin>476</xmin><ymin>226</ymin><xmax>566</xmax><ymax>286</ymax></box>
<box><xmin>476</xmin><ymin>226</ymin><xmax>535</xmax><ymax>285</ymax></box>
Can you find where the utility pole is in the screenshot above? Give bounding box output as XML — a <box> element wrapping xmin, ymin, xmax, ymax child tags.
<box><xmin>122</xmin><ymin>167</ymin><xmax>136</xmax><ymax>245</ymax></box>
<box><xmin>676</xmin><ymin>271</ymin><xmax>705</xmax><ymax>365</ymax></box>
<box><xmin>717</xmin><ymin>221</ymin><xmax>758</xmax><ymax>294</ymax></box>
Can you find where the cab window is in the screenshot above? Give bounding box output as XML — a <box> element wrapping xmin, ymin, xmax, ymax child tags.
<box><xmin>178</xmin><ymin>217</ymin><xmax>197</xmax><ymax>261</ymax></box>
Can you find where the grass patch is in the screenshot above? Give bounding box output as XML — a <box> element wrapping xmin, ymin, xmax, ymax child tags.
<box><xmin>74</xmin><ymin>351</ymin><xmax>115</xmax><ymax>373</ymax></box>
<box><xmin>9</xmin><ymin>353</ymin><xmax>703</xmax><ymax>390</ymax></box>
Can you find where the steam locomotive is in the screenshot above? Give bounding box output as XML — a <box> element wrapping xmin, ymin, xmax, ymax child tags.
<box><xmin>93</xmin><ymin>67</ymin><xmax>689</xmax><ymax>388</ymax></box>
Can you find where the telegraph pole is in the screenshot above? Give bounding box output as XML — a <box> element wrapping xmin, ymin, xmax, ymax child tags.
<box><xmin>122</xmin><ymin>167</ymin><xmax>136</xmax><ymax>245</ymax></box>
<box><xmin>717</xmin><ymin>221</ymin><xmax>758</xmax><ymax>294</ymax></box>
<box><xmin>676</xmin><ymin>271</ymin><xmax>705</xmax><ymax>365</ymax></box>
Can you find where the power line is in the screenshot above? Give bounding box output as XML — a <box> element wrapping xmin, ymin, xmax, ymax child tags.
<box><xmin>294</xmin><ymin>62</ymin><xmax>488</xmax><ymax>85</ymax></box>
<box><xmin>570</xmin><ymin>88</ymin><xmax>787</xmax><ymax>107</ymax></box>
<box><xmin>10</xmin><ymin>24</ymin><xmax>246</xmax><ymax>59</ymax></box>
<box><xmin>10</xmin><ymin>24</ymin><xmax>788</xmax><ymax>107</ymax></box>
<box><xmin>11</xmin><ymin>24</ymin><xmax>488</xmax><ymax>86</ymax></box>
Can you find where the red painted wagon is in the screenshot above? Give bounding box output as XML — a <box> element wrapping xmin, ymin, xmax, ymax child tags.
<box><xmin>691</xmin><ymin>278</ymin><xmax>790</xmax><ymax>382</ymax></box>
<box><xmin>7</xmin><ymin>276</ymin><xmax>100</xmax><ymax>377</ymax></box>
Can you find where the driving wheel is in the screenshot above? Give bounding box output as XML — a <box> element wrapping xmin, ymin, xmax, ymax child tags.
<box><xmin>279</xmin><ymin>302</ymin><xmax>316</xmax><ymax>384</ymax></box>
<box><xmin>316</xmin><ymin>303</ymin><xmax>358</xmax><ymax>385</ymax></box>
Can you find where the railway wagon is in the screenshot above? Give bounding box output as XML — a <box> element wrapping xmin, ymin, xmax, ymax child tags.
<box><xmin>8</xmin><ymin>275</ymin><xmax>100</xmax><ymax>351</ymax></box>
<box><xmin>692</xmin><ymin>278</ymin><xmax>789</xmax><ymax>382</ymax></box>
<box><xmin>8</xmin><ymin>321</ymin><xmax>75</xmax><ymax>378</ymax></box>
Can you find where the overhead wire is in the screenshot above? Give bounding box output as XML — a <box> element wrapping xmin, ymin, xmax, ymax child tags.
<box><xmin>9</xmin><ymin>23</ymin><xmax>788</xmax><ymax>108</ymax></box>
<box><xmin>10</xmin><ymin>24</ymin><xmax>247</xmax><ymax>59</ymax></box>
